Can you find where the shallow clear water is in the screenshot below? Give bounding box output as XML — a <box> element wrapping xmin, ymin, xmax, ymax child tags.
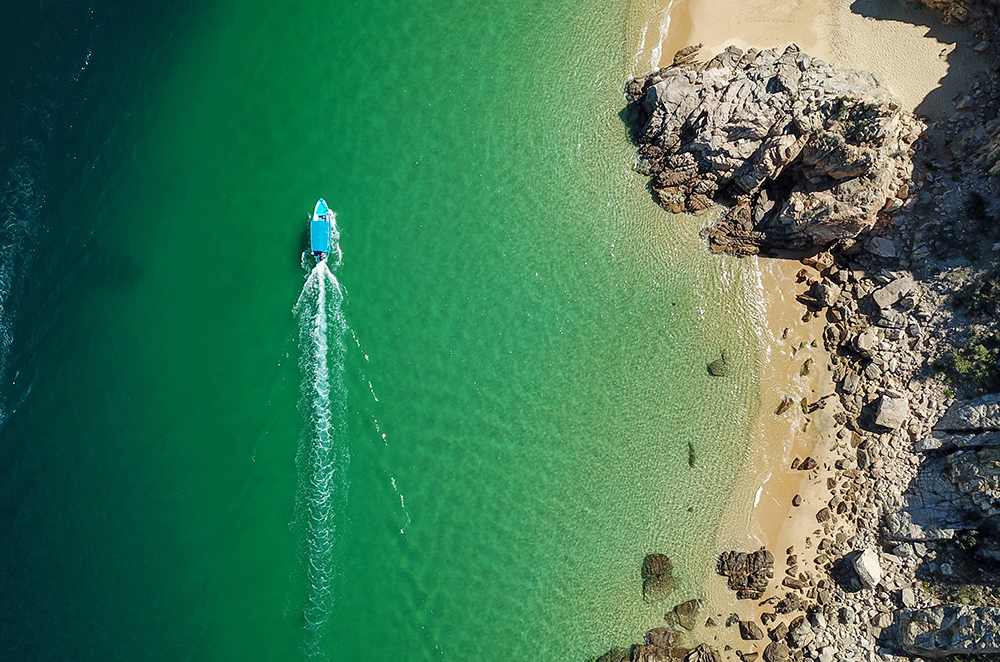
<box><xmin>0</xmin><ymin>1</ymin><xmax>765</xmax><ymax>660</ymax></box>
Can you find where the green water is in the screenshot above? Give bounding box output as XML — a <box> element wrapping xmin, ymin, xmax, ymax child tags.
<box><xmin>0</xmin><ymin>0</ymin><xmax>766</xmax><ymax>660</ymax></box>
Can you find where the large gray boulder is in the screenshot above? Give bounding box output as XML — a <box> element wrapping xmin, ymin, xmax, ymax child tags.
<box><xmin>625</xmin><ymin>44</ymin><xmax>923</xmax><ymax>254</ymax></box>
<box><xmin>934</xmin><ymin>394</ymin><xmax>1000</xmax><ymax>432</ymax></box>
<box><xmin>851</xmin><ymin>548</ymin><xmax>882</xmax><ymax>588</ymax></box>
<box><xmin>872</xmin><ymin>275</ymin><xmax>916</xmax><ymax>309</ymax></box>
<box><xmin>875</xmin><ymin>392</ymin><xmax>909</xmax><ymax>429</ymax></box>
<box><xmin>899</xmin><ymin>606</ymin><xmax>1000</xmax><ymax>658</ymax></box>
<box><xmin>854</xmin><ymin>328</ymin><xmax>879</xmax><ymax>358</ymax></box>
<box><xmin>787</xmin><ymin>617</ymin><xmax>814</xmax><ymax>648</ymax></box>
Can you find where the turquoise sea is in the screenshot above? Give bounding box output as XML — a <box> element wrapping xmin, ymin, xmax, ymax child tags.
<box><xmin>0</xmin><ymin>1</ymin><xmax>766</xmax><ymax>660</ymax></box>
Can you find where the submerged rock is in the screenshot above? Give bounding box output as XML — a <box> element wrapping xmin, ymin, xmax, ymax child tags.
<box><xmin>624</xmin><ymin>44</ymin><xmax>922</xmax><ymax>254</ymax></box>
<box><xmin>596</xmin><ymin>648</ymin><xmax>629</xmax><ymax>662</ymax></box>
<box><xmin>631</xmin><ymin>626</ymin><xmax>690</xmax><ymax>662</ymax></box>
<box><xmin>642</xmin><ymin>553</ymin><xmax>678</xmax><ymax>603</ymax></box>
<box><xmin>708</xmin><ymin>351</ymin><xmax>730</xmax><ymax>376</ymax></box>
<box><xmin>675</xmin><ymin>599</ymin><xmax>701</xmax><ymax>630</ymax></box>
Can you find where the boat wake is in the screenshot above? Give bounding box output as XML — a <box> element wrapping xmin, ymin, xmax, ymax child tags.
<box><xmin>293</xmin><ymin>244</ymin><xmax>348</xmax><ymax>658</ymax></box>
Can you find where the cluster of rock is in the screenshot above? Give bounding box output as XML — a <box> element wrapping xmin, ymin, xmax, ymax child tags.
<box><xmin>691</xmin><ymin>249</ymin><xmax>974</xmax><ymax>662</ymax></box>
<box><xmin>727</xmin><ymin>233</ymin><xmax>1000</xmax><ymax>660</ymax></box>
<box><xmin>717</xmin><ymin>549</ymin><xmax>774</xmax><ymax>600</ymax></box>
<box><xmin>598</xmin><ymin>586</ymin><xmax>723</xmax><ymax>662</ymax></box>
<box><xmin>623</xmin><ymin>45</ymin><xmax>923</xmax><ymax>254</ymax></box>
<box><xmin>773</xmin><ymin>247</ymin><xmax>1000</xmax><ymax>659</ymax></box>
<box><xmin>602</xmin><ymin>241</ymin><xmax>1000</xmax><ymax>661</ymax></box>
<box><xmin>602</xmin><ymin>8</ymin><xmax>1000</xmax><ymax>659</ymax></box>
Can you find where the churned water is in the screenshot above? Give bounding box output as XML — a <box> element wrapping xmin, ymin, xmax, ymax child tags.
<box><xmin>295</xmin><ymin>225</ymin><xmax>349</xmax><ymax>657</ymax></box>
<box><xmin>0</xmin><ymin>0</ymin><xmax>766</xmax><ymax>660</ymax></box>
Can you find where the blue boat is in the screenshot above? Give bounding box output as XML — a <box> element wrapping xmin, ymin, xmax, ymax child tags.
<box><xmin>310</xmin><ymin>198</ymin><xmax>332</xmax><ymax>259</ymax></box>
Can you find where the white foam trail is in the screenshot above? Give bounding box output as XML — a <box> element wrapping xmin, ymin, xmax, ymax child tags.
<box><xmin>633</xmin><ymin>25</ymin><xmax>649</xmax><ymax>71</ymax></box>
<box><xmin>0</xmin><ymin>153</ymin><xmax>43</xmax><ymax>429</ymax></box>
<box><xmin>753</xmin><ymin>472</ymin><xmax>772</xmax><ymax>507</ymax></box>
<box><xmin>650</xmin><ymin>0</ymin><xmax>677</xmax><ymax>72</ymax></box>
<box><xmin>293</xmin><ymin>253</ymin><xmax>348</xmax><ymax>660</ymax></box>
<box><xmin>346</xmin><ymin>327</ymin><xmax>409</xmax><ymax>533</ymax></box>
<box><xmin>389</xmin><ymin>475</ymin><xmax>412</xmax><ymax>535</ymax></box>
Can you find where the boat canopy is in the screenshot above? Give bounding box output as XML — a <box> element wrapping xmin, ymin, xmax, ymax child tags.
<box><xmin>311</xmin><ymin>219</ymin><xmax>331</xmax><ymax>256</ymax></box>
<box><xmin>311</xmin><ymin>198</ymin><xmax>332</xmax><ymax>256</ymax></box>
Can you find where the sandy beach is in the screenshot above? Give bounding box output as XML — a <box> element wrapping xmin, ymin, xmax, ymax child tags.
<box><xmin>662</xmin><ymin>256</ymin><xmax>847</xmax><ymax>654</ymax></box>
<box><xmin>628</xmin><ymin>0</ymin><xmax>990</xmax><ymax>119</ymax></box>
<box><xmin>624</xmin><ymin>0</ymin><xmax>995</xmax><ymax>653</ymax></box>
<box><xmin>695</xmin><ymin>256</ymin><xmax>848</xmax><ymax>654</ymax></box>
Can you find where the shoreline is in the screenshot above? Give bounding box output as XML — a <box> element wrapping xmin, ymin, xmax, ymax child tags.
<box><xmin>692</xmin><ymin>255</ymin><xmax>862</xmax><ymax>657</ymax></box>
<box><xmin>616</xmin><ymin>0</ymin><xmax>1000</xmax><ymax>659</ymax></box>
<box><xmin>715</xmin><ymin>257</ymin><xmax>839</xmax><ymax>567</ymax></box>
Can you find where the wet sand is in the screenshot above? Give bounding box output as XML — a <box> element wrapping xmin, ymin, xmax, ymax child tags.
<box><xmin>704</xmin><ymin>258</ymin><xmax>844</xmax><ymax>640</ymax></box>
<box><xmin>680</xmin><ymin>257</ymin><xmax>845</xmax><ymax>651</ymax></box>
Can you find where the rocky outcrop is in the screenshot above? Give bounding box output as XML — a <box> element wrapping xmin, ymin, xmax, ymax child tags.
<box><xmin>624</xmin><ymin>44</ymin><xmax>923</xmax><ymax>254</ymax></box>
<box><xmin>899</xmin><ymin>606</ymin><xmax>1000</xmax><ymax>658</ymax></box>
<box><xmin>717</xmin><ymin>549</ymin><xmax>774</xmax><ymax>599</ymax></box>
<box><xmin>913</xmin><ymin>0</ymin><xmax>1000</xmax><ymax>34</ymax></box>
<box><xmin>911</xmin><ymin>0</ymin><xmax>1000</xmax><ymax>178</ymax></box>
<box><xmin>885</xmin><ymin>394</ymin><xmax>1000</xmax><ymax>544</ymax></box>
<box><xmin>934</xmin><ymin>392</ymin><xmax>1000</xmax><ymax>430</ymax></box>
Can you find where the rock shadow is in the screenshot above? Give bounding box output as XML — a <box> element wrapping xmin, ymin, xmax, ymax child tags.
<box><xmin>849</xmin><ymin>0</ymin><xmax>988</xmax><ymax>122</ymax></box>
<box><xmin>848</xmin><ymin>0</ymin><xmax>1000</xmax><ymax>260</ymax></box>
<box><xmin>880</xmin><ymin>396</ymin><xmax>1000</xmax><ymax>595</ymax></box>
<box><xmin>830</xmin><ymin>552</ymin><xmax>865</xmax><ymax>593</ymax></box>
